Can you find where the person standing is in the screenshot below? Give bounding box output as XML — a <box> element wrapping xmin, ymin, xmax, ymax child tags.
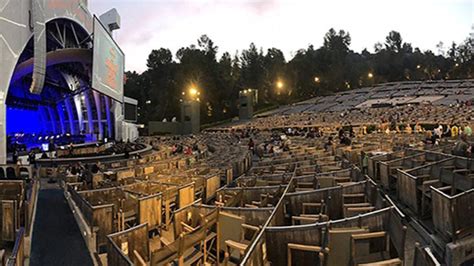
<box><xmin>464</xmin><ymin>124</ymin><xmax>472</xmax><ymax>137</ymax></box>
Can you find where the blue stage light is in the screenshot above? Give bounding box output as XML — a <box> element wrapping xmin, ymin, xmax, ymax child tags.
<box><xmin>6</xmin><ymin>107</ymin><xmax>43</xmax><ymax>134</ymax></box>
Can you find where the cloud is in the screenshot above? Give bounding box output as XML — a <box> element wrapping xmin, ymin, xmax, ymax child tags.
<box><xmin>245</xmin><ymin>0</ymin><xmax>279</xmax><ymax>15</ymax></box>
<box><xmin>88</xmin><ymin>0</ymin><xmax>472</xmax><ymax>72</ymax></box>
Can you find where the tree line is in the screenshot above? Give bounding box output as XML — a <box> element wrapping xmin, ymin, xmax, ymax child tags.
<box><xmin>124</xmin><ymin>29</ymin><xmax>473</xmax><ymax>125</ymax></box>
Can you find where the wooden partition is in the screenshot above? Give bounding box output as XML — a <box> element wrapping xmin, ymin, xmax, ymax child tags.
<box><xmin>379</xmin><ymin>152</ymin><xmax>425</xmax><ymax>189</ymax></box>
<box><xmin>173</xmin><ymin>200</ymin><xmax>207</xmax><ymax>238</ymax></box>
<box><xmin>397</xmin><ymin>170</ymin><xmax>422</xmax><ymax>214</ymax></box>
<box><xmin>24</xmin><ymin>179</ymin><xmax>39</xmax><ymax>236</ymax></box>
<box><xmin>116</xmin><ymin>168</ymin><xmax>136</xmax><ymax>182</ymax></box>
<box><xmin>238</xmin><ymin>172</ymin><xmax>291</xmax><ymax>187</ymax></box>
<box><xmin>431</xmin><ymin>187</ymin><xmax>474</xmax><ymax>242</ymax></box>
<box><xmin>217</xmin><ymin>185</ymin><xmax>284</xmax><ymax>207</ymax></box>
<box><xmin>216</xmin><ymin>206</ymin><xmax>273</xmax><ymax>226</ymax></box>
<box><xmin>367</xmin><ymin>150</ymin><xmax>409</xmax><ymax>180</ymax></box>
<box><xmin>71</xmin><ymin>189</ymin><xmax>117</xmax><ymax>252</ymax></box>
<box><xmin>397</xmin><ymin>158</ymin><xmax>455</xmax><ymax>215</ymax></box>
<box><xmin>0</xmin><ymin>181</ymin><xmax>24</xmax><ymax>242</ymax></box>
<box><xmin>150</xmin><ymin>219</ymin><xmax>209</xmax><ymax>265</ymax></box>
<box><xmin>241</xmin><ymin>233</ymin><xmax>266</xmax><ymax>266</ymax></box>
<box><xmin>138</xmin><ymin>193</ymin><xmax>162</xmax><ymax>231</ymax></box>
<box><xmin>204</xmin><ymin>174</ymin><xmax>220</xmax><ymax>202</ymax></box>
<box><xmin>387</xmin><ymin>207</ymin><xmax>407</xmax><ymax>261</ymax></box>
<box><xmin>265</xmin><ymin>207</ymin><xmax>398</xmax><ymax>265</ymax></box>
<box><xmin>178</xmin><ymin>183</ymin><xmax>195</xmax><ymax>208</ymax></box>
<box><xmin>283</xmin><ymin>184</ymin><xmax>346</xmax><ymax>222</ymax></box>
<box><xmin>350</xmin><ymin>166</ymin><xmax>365</xmax><ymax>182</ymax></box>
<box><xmin>92</xmin><ymin>204</ymin><xmax>114</xmax><ymax>252</ymax></box>
<box><xmin>413</xmin><ymin>243</ymin><xmax>441</xmax><ymax>266</ymax></box>
<box><xmin>107</xmin><ymin>224</ymin><xmax>149</xmax><ymax>266</ymax></box>
<box><xmin>265</xmin><ymin>223</ymin><xmax>325</xmax><ymax>266</ymax></box>
<box><xmin>56</xmin><ymin>145</ymin><xmax>107</xmax><ymax>157</ymax></box>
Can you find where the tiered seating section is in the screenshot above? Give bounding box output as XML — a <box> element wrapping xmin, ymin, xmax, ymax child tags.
<box><xmin>4</xmin><ymin>80</ymin><xmax>472</xmax><ymax>265</ymax></box>
<box><xmin>56</xmin><ymin>125</ymin><xmax>472</xmax><ymax>265</ymax></box>
<box><xmin>255</xmin><ymin>79</ymin><xmax>474</xmax><ymax>117</ymax></box>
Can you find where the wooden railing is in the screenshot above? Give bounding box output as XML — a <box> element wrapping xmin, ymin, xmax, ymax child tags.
<box><xmin>7</xmin><ymin>227</ymin><xmax>25</xmax><ymax>266</ymax></box>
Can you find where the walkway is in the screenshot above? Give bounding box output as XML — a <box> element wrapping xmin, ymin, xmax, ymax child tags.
<box><xmin>30</xmin><ymin>181</ymin><xmax>93</xmax><ymax>266</ymax></box>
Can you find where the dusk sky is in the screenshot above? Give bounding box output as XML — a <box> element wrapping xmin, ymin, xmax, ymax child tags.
<box><xmin>89</xmin><ymin>0</ymin><xmax>473</xmax><ymax>73</ymax></box>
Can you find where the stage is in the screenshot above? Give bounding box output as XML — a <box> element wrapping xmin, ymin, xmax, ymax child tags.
<box><xmin>0</xmin><ymin>3</ymin><xmax>138</xmax><ymax>164</ymax></box>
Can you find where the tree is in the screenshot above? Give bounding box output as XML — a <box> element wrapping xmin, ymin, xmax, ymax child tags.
<box><xmin>240</xmin><ymin>43</ymin><xmax>266</xmax><ymax>103</ymax></box>
<box><xmin>147</xmin><ymin>48</ymin><xmax>173</xmax><ymax>70</ymax></box>
<box><xmin>323</xmin><ymin>28</ymin><xmax>351</xmax><ymax>53</ymax></box>
<box><xmin>385</xmin><ymin>31</ymin><xmax>402</xmax><ymax>53</ymax></box>
<box><xmin>123</xmin><ymin>31</ymin><xmax>472</xmax><ymax>127</ymax></box>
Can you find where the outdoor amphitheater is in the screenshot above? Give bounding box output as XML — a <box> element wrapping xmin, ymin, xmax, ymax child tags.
<box><xmin>1</xmin><ymin>76</ymin><xmax>473</xmax><ymax>265</ymax></box>
<box><xmin>0</xmin><ymin>1</ymin><xmax>473</xmax><ymax>266</ymax></box>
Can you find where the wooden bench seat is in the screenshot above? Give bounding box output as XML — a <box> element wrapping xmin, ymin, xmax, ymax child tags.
<box><xmin>351</xmin><ymin>231</ymin><xmax>392</xmax><ymax>265</ymax></box>
<box><xmin>343</xmin><ymin>193</ymin><xmax>366</xmax><ymax>204</ymax></box>
<box><xmin>358</xmin><ymin>258</ymin><xmax>402</xmax><ymax>265</ymax></box>
<box><xmin>287</xmin><ymin>243</ymin><xmax>329</xmax><ymax>266</ymax></box>
<box><xmin>344</xmin><ymin>206</ymin><xmax>375</xmax><ymax>217</ymax></box>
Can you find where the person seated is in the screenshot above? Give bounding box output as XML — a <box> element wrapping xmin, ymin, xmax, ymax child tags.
<box><xmin>342</xmin><ymin>136</ymin><xmax>352</xmax><ymax>146</ymax></box>
<box><xmin>453</xmin><ymin>134</ymin><xmax>470</xmax><ymax>157</ymax></box>
<box><xmin>415</xmin><ymin>122</ymin><xmax>423</xmax><ymax>133</ymax></box>
<box><xmin>434</xmin><ymin>125</ymin><xmax>443</xmax><ymax>139</ymax></box>
<box><xmin>431</xmin><ymin>131</ymin><xmax>439</xmax><ymax>145</ymax></box>
<box><xmin>81</xmin><ymin>166</ymin><xmax>93</xmax><ymax>188</ymax></box>
<box><xmin>349</xmin><ymin>124</ymin><xmax>355</xmax><ymax>137</ymax></box>
<box><xmin>248</xmin><ymin>138</ymin><xmax>255</xmax><ymax>151</ymax></box>
<box><xmin>324</xmin><ymin>137</ymin><xmax>333</xmax><ymax>152</ymax></box>
<box><xmin>28</xmin><ymin>151</ymin><xmax>36</xmax><ymax>166</ymax></box>
<box><xmin>184</xmin><ymin>146</ymin><xmax>193</xmax><ymax>155</ymax></box>
<box><xmin>396</xmin><ymin>125</ymin><xmax>401</xmax><ymax>133</ymax></box>
<box><xmin>338</xmin><ymin>128</ymin><xmax>344</xmax><ymax>139</ymax></box>
<box><xmin>451</xmin><ymin>124</ymin><xmax>459</xmax><ymax>138</ymax></box>
<box><xmin>443</xmin><ymin>125</ymin><xmax>452</xmax><ymax>138</ymax></box>
<box><xmin>71</xmin><ymin>166</ymin><xmax>79</xmax><ymax>175</ymax></box>
<box><xmin>91</xmin><ymin>163</ymin><xmax>100</xmax><ymax>174</ymax></box>
<box><xmin>464</xmin><ymin>124</ymin><xmax>472</xmax><ymax>137</ymax></box>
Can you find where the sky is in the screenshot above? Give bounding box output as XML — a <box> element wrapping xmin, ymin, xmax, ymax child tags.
<box><xmin>89</xmin><ymin>0</ymin><xmax>474</xmax><ymax>73</ymax></box>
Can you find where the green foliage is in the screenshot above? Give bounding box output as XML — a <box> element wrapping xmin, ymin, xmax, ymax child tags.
<box><xmin>125</xmin><ymin>30</ymin><xmax>474</xmax><ymax>125</ymax></box>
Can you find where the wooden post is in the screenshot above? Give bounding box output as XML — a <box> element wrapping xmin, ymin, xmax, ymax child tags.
<box><xmin>133</xmin><ymin>250</ymin><xmax>147</xmax><ymax>266</ymax></box>
<box><xmin>202</xmin><ymin>217</ymin><xmax>208</xmax><ymax>264</ymax></box>
<box><xmin>165</xmin><ymin>190</ymin><xmax>170</xmax><ymax>229</ymax></box>
<box><xmin>178</xmin><ymin>233</ymin><xmax>184</xmax><ymax>266</ymax></box>
<box><xmin>119</xmin><ymin>209</ymin><xmax>125</xmax><ymax>232</ymax></box>
<box><xmin>287</xmin><ymin>245</ymin><xmax>292</xmax><ymax>266</ymax></box>
<box><xmin>216</xmin><ymin>208</ymin><xmax>221</xmax><ymax>265</ymax></box>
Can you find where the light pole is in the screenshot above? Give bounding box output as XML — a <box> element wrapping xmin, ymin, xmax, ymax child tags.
<box><xmin>275</xmin><ymin>80</ymin><xmax>284</xmax><ymax>96</ymax></box>
<box><xmin>181</xmin><ymin>85</ymin><xmax>201</xmax><ymax>135</ymax></box>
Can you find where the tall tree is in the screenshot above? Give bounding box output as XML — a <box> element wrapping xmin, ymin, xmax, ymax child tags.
<box><xmin>385</xmin><ymin>31</ymin><xmax>403</xmax><ymax>53</ymax></box>
<box><xmin>123</xmin><ymin>31</ymin><xmax>472</xmax><ymax>127</ymax></box>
